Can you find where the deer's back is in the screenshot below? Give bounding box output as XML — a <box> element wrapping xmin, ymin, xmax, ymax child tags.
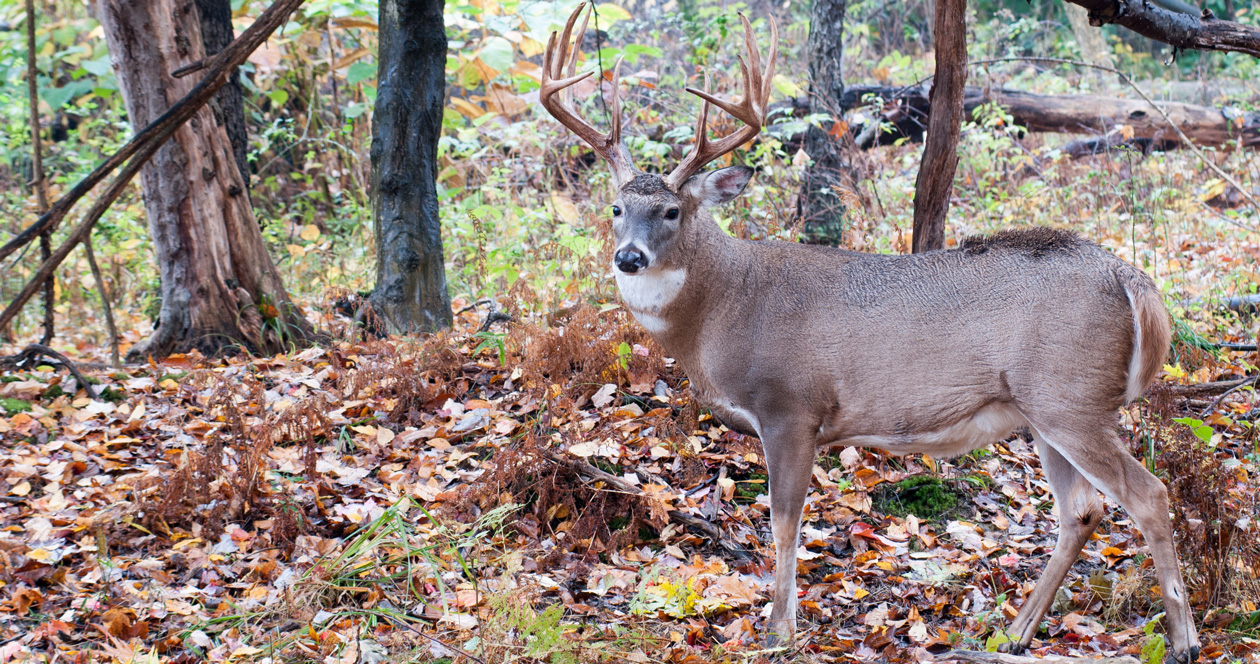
<box><xmin>696</xmin><ymin>228</ymin><xmax>1154</xmax><ymax>438</ymax></box>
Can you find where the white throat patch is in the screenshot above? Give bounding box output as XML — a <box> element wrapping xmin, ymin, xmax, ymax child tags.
<box><xmin>615</xmin><ymin>267</ymin><xmax>686</xmax><ymax>314</ymax></box>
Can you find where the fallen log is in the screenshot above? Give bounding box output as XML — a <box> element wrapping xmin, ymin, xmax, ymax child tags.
<box><xmin>945</xmin><ymin>651</ymin><xmax>1139</xmax><ymax>664</ymax></box>
<box><xmin>840</xmin><ymin>85</ymin><xmax>1260</xmax><ymax>153</ymax></box>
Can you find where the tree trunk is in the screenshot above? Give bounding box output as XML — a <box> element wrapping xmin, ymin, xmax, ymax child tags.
<box><xmin>194</xmin><ymin>0</ymin><xmax>250</xmax><ymax>189</ymax></box>
<box><xmin>1063</xmin><ymin>2</ymin><xmax>1115</xmax><ymax>83</ymax></box>
<box><xmin>368</xmin><ymin>0</ymin><xmax>452</xmax><ymax>333</ymax></box>
<box><xmin>911</xmin><ymin>0</ymin><xmax>967</xmax><ymax>253</ymax></box>
<box><xmin>799</xmin><ymin>0</ymin><xmax>847</xmax><ymax>246</ymax></box>
<box><xmin>98</xmin><ymin>0</ymin><xmax>310</xmax><ymax>359</ymax></box>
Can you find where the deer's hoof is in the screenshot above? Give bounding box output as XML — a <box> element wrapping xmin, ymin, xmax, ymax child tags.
<box><xmin>1166</xmin><ymin>645</ymin><xmax>1200</xmax><ymax>664</ymax></box>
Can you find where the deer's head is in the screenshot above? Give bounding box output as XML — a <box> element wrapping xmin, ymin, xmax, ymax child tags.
<box><xmin>539</xmin><ymin>4</ymin><xmax>776</xmax><ymax>276</ymax></box>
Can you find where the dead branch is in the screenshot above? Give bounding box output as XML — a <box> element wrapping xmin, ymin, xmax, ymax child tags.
<box><xmin>544</xmin><ymin>450</ymin><xmax>754</xmax><ymax>561</ymax></box>
<box><xmin>0</xmin><ymin>0</ymin><xmax>306</xmax><ymax>266</ymax></box>
<box><xmin>1162</xmin><ymin>377</ymin><xmax>1255</xmax><ymax>398</ymax></box>
<box><xmin>0</xmin><ymin>344</ymin><xmax>99</xmax><ymax>400</ymax></box>
<box><xmin>1065</xmin><ymin>0</ymin><xmax>1260</xmax><ymax>59</ymax></box>
<box><xmin>945</xmin><ymin>651</ymin><xmax>1139</xmax><ymax>664</ymax></box>
<box><xmin>0</xmin><ymin>0</ymin><xmax>306</xmax><ymax>332</ymax></box>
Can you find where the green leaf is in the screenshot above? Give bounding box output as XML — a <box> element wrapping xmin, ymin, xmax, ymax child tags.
<box><xmin>82</xmin><ymin>56</ymin><xmax>114</xmax><ymax>77</ymax></box>
<box><xmin>1141</xmin><ymin>633</ymin><xmax>1166</xmax><ymax>664</ymax></box>
<box><xmin>346</xmin><ymin>61</ymin><xmax>375</xmax><ymax>85</ymax></box>
<box><xmin>477</xmin><ymin>37</ymin><xmax>514</xmax><ymax>76</ymax></box>
<box><xmin>268</xmin><ymin>89</ymin><xmax>290</xmax><ymax>106</ymax></box>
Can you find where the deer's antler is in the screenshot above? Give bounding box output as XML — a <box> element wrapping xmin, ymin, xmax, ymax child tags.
<box><xmin>664</xmin><ymin>13</ymin><xmax>778</xmax><ymax>190</ymax></box>
<box><xmin>540</xmin><ymin>4</ymin><xmax>638</xmax><ymax>186</ymax></box>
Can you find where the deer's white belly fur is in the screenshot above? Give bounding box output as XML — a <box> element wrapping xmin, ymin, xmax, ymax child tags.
<box><xmin>616</xmin><ymin>268</ymin><xmax>686</xmax><ymax>334</ymax></box>
<box><xmin>833</xmin><ymin>403</ymin><xmax>1027</xmax><ymax>458</ymax></box>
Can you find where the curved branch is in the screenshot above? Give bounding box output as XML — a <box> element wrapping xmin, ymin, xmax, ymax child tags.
<box><xmin>1066</xmin><ymin>0</ymin><xmax>1260</xmax><ymax>58</ymax></box>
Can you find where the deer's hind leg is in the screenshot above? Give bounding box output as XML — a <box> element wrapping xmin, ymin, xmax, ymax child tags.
<box><xmin>1029</xmin><ymin>421</ymin><xmax>1201</xmax><ymax>663</ymax></box>
<box><xmin>1001</xmin><ymin>437</ymin><xmax>1104</xmax><ymax>653</ymax></box>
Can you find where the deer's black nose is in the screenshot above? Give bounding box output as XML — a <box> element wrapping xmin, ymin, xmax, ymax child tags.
<box><xmin>615</xmin><ymin>248</ymin><xmax>648</xmax><ymax>274</ymax></box>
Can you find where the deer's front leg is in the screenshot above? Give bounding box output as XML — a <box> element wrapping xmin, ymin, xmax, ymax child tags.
<box><xmin>760</xmin><ymin>420</ymin><xmax>818</xmax><ymax>648</ymax></box>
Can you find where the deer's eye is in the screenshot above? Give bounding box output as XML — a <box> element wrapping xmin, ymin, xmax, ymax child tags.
<box><xmin>664</xmin><ymin>207</ymin><xmax>680</xmax><ymax>220</ymax></box>
<box><xmin>611</xmin><ymin>205</ymin><xmax>622</xmax><ymax>216</ymax></box>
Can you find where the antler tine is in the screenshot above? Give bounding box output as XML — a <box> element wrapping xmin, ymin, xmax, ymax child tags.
<box><xmin>665</xmin><ymin>14</ymin><xmax>778</xmax><ymax>190</ymax></box>
<box><xmin>538</xmin><ymin>3</ymin><xmax>637</xmax><ymax>187</ymax></box>
<box><xmin>609</xmin><ymin>55</ymin><xmax>626</xmax><ymax>140</ymax></box>
<box><xmin>738</xmin><ymin>13</ymin><xmax>762</xmax><ymax>98</ymax></box>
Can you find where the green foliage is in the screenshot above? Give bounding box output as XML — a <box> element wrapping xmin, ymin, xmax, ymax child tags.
<box><xmin>0</xmin><ymin>397</ymin><xmax>31</xmax><ymax>415</ymax></box>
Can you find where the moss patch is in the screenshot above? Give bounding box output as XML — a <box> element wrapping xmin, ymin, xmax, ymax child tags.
<box><xmin>873</xmin><ymin>474</ymin><xmax>971</xmax><ymax>521</ymax></box>
<box><xmin>1</xmin><ymin>398</ymin><xmax>31</xmax><ymax>415</ymax></box>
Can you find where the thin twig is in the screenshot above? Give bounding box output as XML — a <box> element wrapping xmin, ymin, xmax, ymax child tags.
<box><xmin>25</xmin><ymin>0</ymin><xmax>54</xmax><ymax>345</ymax></box>
<box><xmin>1200</xmin><ymin>374</ymin><xmax>1258</xmax><ymax>416</ymax></box>
<box><xmin>171</xmin><ymin>58</ymin><xmax>207</xmax><ymax>78</ymax></box>
<box><xmin>82</xmin><ymin>237</ymin><xmax>120</xmax><ymax>368</ymax></box>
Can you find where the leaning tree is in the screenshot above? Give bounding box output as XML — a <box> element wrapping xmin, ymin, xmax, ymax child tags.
<box><xmin>97</xmin><ymin>0</ymin><xmax>310</xmax><ymax>358</ymax></box>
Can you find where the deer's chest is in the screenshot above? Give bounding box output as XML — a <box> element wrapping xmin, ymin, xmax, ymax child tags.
<box><xmin>615</xmin><ymin>268</ymin><xmax>686</xmax><ymax>334</ymax></box>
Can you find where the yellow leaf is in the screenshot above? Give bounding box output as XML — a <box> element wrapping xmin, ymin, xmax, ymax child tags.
<box><xmin>299</xmin><ymin>224</ymin><xmax>321</xmax><ymax>242</ymax></box>
<box><xmin>450</xmin><ymin>97</ymin><xmax>485</xmax><ymax>119</ymax></box>
<box><xmin>377</xmin><ymin>428</ymin><xmax>395</xmax><ymax>445</ymax></box>
<box><xmin>286</xmin><ymin>244</ymin><xmax>306</xmax><ymax>257</ymax></box>
<box><xmin>9</xmin><ymin>481</ymin><xmax>30</xmax><ymax>497</ymax></box>
<box><xmin>550</xmin><ymin>193</ymin><xmax>581</xmax><ymax>224</ymax></box>
<box><xmin>1118</xmin><ymin>124</ymin><xmax>1135</xmax><ymax>140</ymax></box>
<box><xmin>26</xmin><ymin>548</ymin><xmax>53</xmax><ymax>562</ymax></box>
<box><xmin>594</xmin><ymin>3</ymin><xmax>632</xmax><ymax>23</ymax></box>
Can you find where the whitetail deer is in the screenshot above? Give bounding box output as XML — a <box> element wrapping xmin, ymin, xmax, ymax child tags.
<box><xmin>540</xmin><ymin>5</ymin><xmax>1199</xmax><ymax>661</ymax></box>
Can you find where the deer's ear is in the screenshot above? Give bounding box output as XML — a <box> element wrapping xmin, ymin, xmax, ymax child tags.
<box><xmin>685</xmin><ymin>166</ymin><xmax>754</xmax><ymax>206</ymax></box>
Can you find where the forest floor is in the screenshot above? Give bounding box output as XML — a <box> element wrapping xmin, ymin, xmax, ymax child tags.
<box><xmin>0</xmin><ymin>291</ymin><xmax>1258</xmax><ymax>664</ymax></box>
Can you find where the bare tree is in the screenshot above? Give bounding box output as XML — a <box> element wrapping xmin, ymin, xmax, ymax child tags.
<box><xmin>799</xmin><ymin>0</ymin><xmax>847</xmax><ymax>245</ymax></box>
<box><xmin>97</xmin><ymin>0</ymin><xmax>310</xmax><ymax>358</ymax></box>
<box><xmin>367</xmin><ymin>0</ymin><xmax>453</xmax><ymax>333</ymax></box>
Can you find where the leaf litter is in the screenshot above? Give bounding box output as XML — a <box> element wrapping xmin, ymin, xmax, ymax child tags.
<box><xmin>0</xmin><ymin>301</ymin><xmax>1258</xmax><ymax>664</ymax></box>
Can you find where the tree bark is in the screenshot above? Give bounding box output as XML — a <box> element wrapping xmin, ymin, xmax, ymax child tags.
<box><xmin>799</xmin><ymin>0</ymin><xmax>847</xmax><ymax>246</ymax></box>
<box><xmin>194</xmin><ymin>0</ymin><xmax>250</xmax><ymax>189</ymax></box>
<box><xmin>368</xmin><ymin>0</ymin><xmax>453</xmax><ymax>333</ymax></box>
<box><xmin>98</xmin><ymin>0</ymin><xmax>309</xmax><ymax>359</ymax></box>
<box><xmin>911</xmin><ymin>0</ymin><xmax>967</xmax><ymax>253</ymax></box>
<box><xmin>1063</xmin><ymin>0</ymin><xmax>1260</xmax><ymax>58</ymax></box>
<box><xmin>1063</xmin><ymin>2</ymin><xmax>1115</xmax><ymax>81</ymax></box>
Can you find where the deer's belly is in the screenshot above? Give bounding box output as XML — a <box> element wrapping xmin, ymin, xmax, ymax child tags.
<box><xmin>827</xmin><ymin>403</ymin><xmax>1027</xmax><ymax>458</ymax></box>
